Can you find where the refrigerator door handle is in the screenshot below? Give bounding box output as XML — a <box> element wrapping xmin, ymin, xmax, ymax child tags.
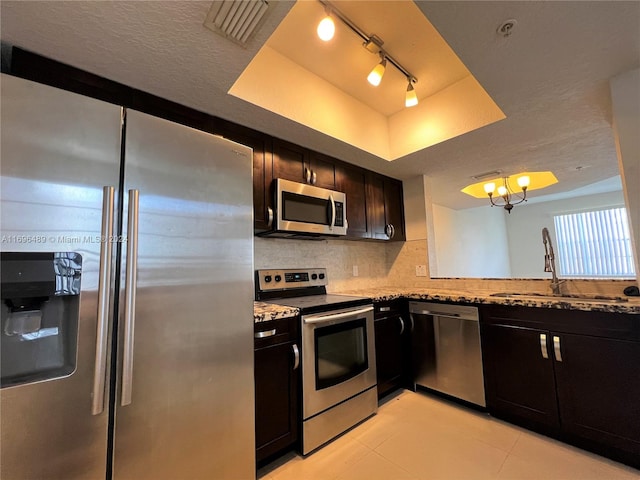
<box><xmin>121</xmin><ymin>189</ymin><xmax>140</xmax><ymax>406</ymax></box>
<box><xmin>92</xmin><ymin>186</ymin><xmax>115</xmax><ymax>415</ymax></box>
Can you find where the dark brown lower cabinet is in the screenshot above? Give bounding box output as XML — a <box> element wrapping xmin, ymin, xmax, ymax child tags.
<box><xmin>481</xmin><ymin>305</ymin><xmax>640</xmax><ymax>468</ymax></box>
<box><xmin>374</xmin><ymin>301</ymin><xmax>410</xmax><ymax>398</ymax></box>
<box><xmin>481</xmin><ymin>324</ymin><xmax>560</xmax><ymax>431</ymax></box>
<box><xmin>554</xmin><ymin>333</ymin><xmax>640</xmax><ymax>461</ymax></box>
<box><xmin>254</xmin><ymin>318</ymin><xmax>300</xmax><ymax>464</ymax></box>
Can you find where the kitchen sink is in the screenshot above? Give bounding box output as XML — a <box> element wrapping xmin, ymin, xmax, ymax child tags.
<box><xmin>489</xmin><ymin>292</ymin><xmax>629</xmax><ymax>303</ymax></box>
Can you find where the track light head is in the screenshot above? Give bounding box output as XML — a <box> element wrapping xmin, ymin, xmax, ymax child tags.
<box><xmin>317</xmin><ymin>14</ymin><xmax>335</xmax><ymax>41</ymax></box>
<box><xmin>405</xmin><ymin>79</ymin><xmax>418</xmax><ymax>107</ymax></box>
<box><xmin>367</xmin><ymin>57</ymin><xmax>387</xmax><ymax>87</ymax></box>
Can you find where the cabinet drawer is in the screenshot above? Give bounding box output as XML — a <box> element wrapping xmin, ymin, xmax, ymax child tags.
<box><xmin>254</xmin><ymin>317</ymin><xmax>299</xmax><ymax>349</ymax></box>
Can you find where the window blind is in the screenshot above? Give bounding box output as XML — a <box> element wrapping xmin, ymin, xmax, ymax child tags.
<box><xmin>553</xmin><ymin>207</ymin><xmax>635</xmax><ymax>278</ymax></box>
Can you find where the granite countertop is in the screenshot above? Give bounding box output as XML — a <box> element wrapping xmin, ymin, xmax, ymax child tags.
<box><xmin>254</xmin><ymin>287</ymin><xmax>640</xmax><ymax>322</ymax></box>
<box><xmin>254</xmin><ymin>301</ymin><xmax>300</xmax><ymax>323</ymax></box>
<box><xmin>339</xmin><ymin>287</ymin><xmax>640</xmax><ymax>314</ymax></box>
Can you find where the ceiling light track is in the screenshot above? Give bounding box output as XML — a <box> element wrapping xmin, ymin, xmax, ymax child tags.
<box><xmin>318</xmin><ymin>0</ymin><xmax>418</xmax><ymax>106</ymax></box>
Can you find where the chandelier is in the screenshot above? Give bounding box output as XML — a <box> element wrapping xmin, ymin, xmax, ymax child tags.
<box><xmin>461</xmin><ymin>171</ymin><xmax>558</xmax><ymax>214</ymax></box>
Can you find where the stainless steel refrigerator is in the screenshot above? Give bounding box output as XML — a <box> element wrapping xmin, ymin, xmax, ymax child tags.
<box><xmin>0</xmin><ymin>74</ymin><xmax>256</xmax><ymax>479</ymax></box>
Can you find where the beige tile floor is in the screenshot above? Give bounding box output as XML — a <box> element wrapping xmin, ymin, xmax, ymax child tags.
<box><xmin>258</xmin><ymin>390</ymin><xmax>639</xmax><ymax>480</ymax></box>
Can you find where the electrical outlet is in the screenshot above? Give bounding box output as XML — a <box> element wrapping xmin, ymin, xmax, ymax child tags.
<box><xmin>415</xmin><ymin>265</ymin><xmax>427</xmax><ymax>277</ymax></box>
<box><xmin>352</xmin><ymin>265</ymin><xmax>359</xmax><ymax>277</ymax></box>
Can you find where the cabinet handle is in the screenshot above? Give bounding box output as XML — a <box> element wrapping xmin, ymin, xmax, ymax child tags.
<box><xmin>311</xmin><ymin>170</ymin><xmax>317</xmax><ymax>185</ymax></box>
<box><xmin>266</xmin><ymin>207</ymin><xmax>273</xmax><ymax>228</ymax></box>
<box><xmin>399</xmin><ymin>317</ymin><xmax>405</xmax><ymax>335</ymax></box>
<box><xmin>292</xmin><ymin>344</ymin><xmax>300</xmax><ymax>370</ymax></box>
<box><xmin>553</xmin><ymin>336</ymin><xmax>562</xmax><ymax>362</ymax></box>
<box><xmin>379</xmin><ymin>306</ymin><xmax>391</xmax><ymax>312</ymax></box>
<box><xmin>409</xmin><ymin>313</ymin><xmax>415</xmax><ymax>332</ymax></box>
<box><xmin>539</xmin><ymin>333</ymin><xmax>549</xmax><ymax>359</ymax></box>
<box><xmin>305</xmin><ymin>167</ymin><xmax>311</xmax><ymax>183</ymax></box>
<box><xmin>385</xmin><ymin>224</ymin><xmax>395</xmax><ymax>239</ymax></box>
<box><xmin>255</xmin><ymin>329</ymin><xmax>276</xmax><ymax>338</ymax></box>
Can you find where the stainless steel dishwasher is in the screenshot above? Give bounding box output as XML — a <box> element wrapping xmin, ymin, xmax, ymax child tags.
<box><xmin>409</xmin><ymin>301</ymin><xmax>486</xmax><ymax>407</ymax></box>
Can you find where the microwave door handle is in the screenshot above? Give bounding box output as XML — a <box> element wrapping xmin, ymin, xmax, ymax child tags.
<box><xmin>329</xmin><ymin>195</ymin><xmax>336</xmax><ymax>230</ymax></box>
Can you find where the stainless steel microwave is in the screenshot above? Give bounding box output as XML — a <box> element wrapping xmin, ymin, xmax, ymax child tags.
<box><xmin>260</xmin><ymin>178</ymin><xmax>347</xmax><ymax>238</ymax></box>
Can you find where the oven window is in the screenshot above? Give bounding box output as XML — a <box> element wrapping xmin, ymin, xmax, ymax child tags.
<box><xmin>314</xmin><ymin>318</ymin><xmax>368</xmax><ymax>390</ymax></box>
<box><xmin>282</xmin><ymin>192</ymin><xmax>329</xmax><ymax>225</ymax></box>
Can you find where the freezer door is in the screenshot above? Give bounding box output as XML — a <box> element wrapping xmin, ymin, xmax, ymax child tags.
<box><xmin>0</xmin><ymin>74</ymin><xmax>122</xmax><ymax>478</ymax></box>
<box><xmin>112</xmin><ymin>110</ymin><xmax>255</xmax><ymax>479</ymax></box>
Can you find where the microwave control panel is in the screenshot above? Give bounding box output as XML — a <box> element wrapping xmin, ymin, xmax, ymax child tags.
<box><xmin>334</xmin><ymin>202</ymin><xmax>344</xmax><ymax>227</ymax></box>
<box><xmin>256</xmin><ymin>268</ymin><xmax>327</xmax><ymax>291</ymax></box>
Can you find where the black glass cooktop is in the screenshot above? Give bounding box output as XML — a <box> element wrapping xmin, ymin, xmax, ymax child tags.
<box><xmin>264</xmin><ymin>294</ymin><xmax>371</xmax><ymax>315</ymax></box>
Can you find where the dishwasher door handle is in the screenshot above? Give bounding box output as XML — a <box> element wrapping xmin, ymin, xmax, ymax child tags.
<box><xmin>410</xmin><ymin>309</ymin><xmax>478</xmax><ymax>321</ymax></box>
<box><xmin>412</xmin><ymin>309</ymin><xmax>460</xmax><ymax>318</ymax></box>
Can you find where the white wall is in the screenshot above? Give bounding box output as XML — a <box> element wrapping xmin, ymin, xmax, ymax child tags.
<box><xmin>610</xmin><ymin>68</ymin><xmax>640</xmax><ymax>281</ymax></box>
<box><xmin>506</xmin><ymin>191</ymin><xmax>626</xmax><ymax>278</ymax></box>
<box><xmin>431</xmin><ymin>203</ymin><xmax>511</xmax><ymax>278</ymax></box>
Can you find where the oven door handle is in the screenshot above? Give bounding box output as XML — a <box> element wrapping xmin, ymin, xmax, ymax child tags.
<box><xmin>303</xmin><ymin>306</ymin><xmax>373</xmax><ymax>325</ymax></box>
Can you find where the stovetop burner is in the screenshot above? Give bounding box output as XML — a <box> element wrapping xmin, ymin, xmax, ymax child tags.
<box><xmin>255</xmin><ymin>268</ymin><xmax>371</xmax><ymax>314</ymax></box>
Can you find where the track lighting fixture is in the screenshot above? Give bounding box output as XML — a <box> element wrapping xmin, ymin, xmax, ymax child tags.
<box><xmin>367</xmin><ymin>56</ymin><xmax>386</xmax><ymax>87</ymax></box>
<box><xmin>405</xmin><ymin>78</ymin><xmax>418</xmax><ymax>107</ymax></box>
<box><xmin>316</xmin><ymin>9</ymin><xmax>335</xmax><ymax>41</ymax></box>
<box><xmin>316</xmin><ymin>0</ymin><xmax>418</xmax><ymax>108</ymax></box>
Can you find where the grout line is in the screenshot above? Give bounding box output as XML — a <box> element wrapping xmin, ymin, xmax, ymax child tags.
<box><xmin>370</xmin><ymin>449</ymin><xmax>419</xmax><ymax>479</ymax></box>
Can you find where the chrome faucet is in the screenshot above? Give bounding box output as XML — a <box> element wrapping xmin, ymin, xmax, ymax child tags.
<box><xmin>542</xmin><ymin>227</ymin><xmax>565</xmax><ymax>295</ymax></box>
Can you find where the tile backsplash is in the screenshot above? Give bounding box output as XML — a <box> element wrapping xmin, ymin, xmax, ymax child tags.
<box><xmin>254</xmin><ymin>238</ymin><xmax>638</xmax><ymax>296</ymax></box>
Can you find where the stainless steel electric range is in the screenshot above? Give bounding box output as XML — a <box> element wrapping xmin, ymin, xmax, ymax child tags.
<box><xmin>256</xmin><ymin>268</ymin><xmax>377</xmax><ymax>455</ymax></box>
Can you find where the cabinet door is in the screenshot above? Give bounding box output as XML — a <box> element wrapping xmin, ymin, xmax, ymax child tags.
<box><xmin>481</xmin><ymin>323</ymin><xmax>560</xmax><ymax>432</ymax></box>
<box><xmin>272</xmin><ymin>139</ymin><xmax>309</xmax><ymax>184</ymax></box>
<box><xmin>366</xmin><ymin>173</ymin><xmax>388</xmax><ymax>240</ymax></box>
<box><xmin>384</xmin><ymin>178</ymin><xmax>405</xmax><ymax>241</ymax></box>
<box><xmin>375</xmin><ymin>315</ymin><xmax>406</xmax><ymax>398</ymax></box>
<box><xmin>554</xmin><ymin>333</ymin><xmax>640</xmax><ymax>461</ymax></box>
<box><xmin>255</xmin><ymin>340</ymin><xmax>299</xmax><ymax>463</ymax></box>
<box><xmin>365</xmin><ymin>173</ymin><xmax>406</xmax><ymax>241</ymax></box>
<box><xmin>308</xmin><ymin>151</ymin><xmax>337</xmax><ymax>189</ymax></box>
<box><xmin>337</xmin><ymin>164</ymin><xmax>368</xmax><ymax>238</ymax></box>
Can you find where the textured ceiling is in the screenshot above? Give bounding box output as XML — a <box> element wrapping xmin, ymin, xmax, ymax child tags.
<box><xmin>1</xmin><ymin>1</ymin><xmax>638</xmax><ymax>209</ymax></box>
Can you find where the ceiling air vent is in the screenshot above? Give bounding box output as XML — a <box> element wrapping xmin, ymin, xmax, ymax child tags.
<box><xmin>204</xmin><ymin>0</ymin><xmax>270</xmax><ymax>47</ymax></box>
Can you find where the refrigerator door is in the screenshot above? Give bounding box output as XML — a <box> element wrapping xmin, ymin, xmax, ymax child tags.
<box><xmin>0</xmin><ymin>74</ymin><xmax>122</xmax><ymax>478</ymax></box>
<box><xmin>112</xmin><ymin>110</ymin><xmax>255</xmax><ymax>479</ymax></box>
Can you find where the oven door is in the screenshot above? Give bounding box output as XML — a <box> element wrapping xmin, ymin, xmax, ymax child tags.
<box><xmin>301</xmin><ymin>305</ymin><xmax>376</xmax><ymax>419</ymax></box>
<box><xmin>275</xmin><ymin>178</ymin><xmax>347</xmax><ymax>236</ymax></box>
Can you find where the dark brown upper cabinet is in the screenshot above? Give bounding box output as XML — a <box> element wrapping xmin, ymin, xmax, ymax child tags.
<box><xmin>272</xmin><ymin>139</ymin><xmax>336</xmax><ymax>189</ymax></box>
<box><xmin>336</xmin><ymin>164</ymin><xmax>369</xmax><ymax>239</ymax></box>
<box><xmin>366</xmin><ymin>172</ymin><xmax>405</xmax><ymax>241</ymax></box>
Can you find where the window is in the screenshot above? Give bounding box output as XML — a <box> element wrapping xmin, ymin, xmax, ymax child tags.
<box><xmin>553</xmin><ymin>207</ymin><xmax>636</xmax><ymax>278</ymax></box>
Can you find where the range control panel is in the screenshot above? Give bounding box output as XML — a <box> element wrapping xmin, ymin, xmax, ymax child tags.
<box><xmin>256</xmin><ymin>268</ymin><xmax>327</xmax><ymax>292</ymax></box>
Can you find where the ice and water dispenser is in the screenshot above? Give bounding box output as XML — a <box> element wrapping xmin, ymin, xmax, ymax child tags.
<box><xmin>1</xmin><ymin>252</ymin><xmax>82</xmax><ymax>388</ymax></box>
